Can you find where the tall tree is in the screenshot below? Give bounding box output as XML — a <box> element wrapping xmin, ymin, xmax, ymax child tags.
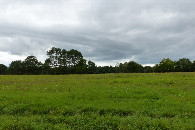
<box><xmin>58</xmin><ymin>49</ymin><xmax>69</xmax><ymax>74</ymax></box>
<box><xmin>60</xmin><ymin>49</ymin><xmax>68</xmax><ymax>67</ymax></box>
<box><xmin>46</xmin><ymin>47</ymin><xmax>84</xmax><ymax>74</ymax></box>
<box><xmin>47</xmin><ymin>47</ymin><xmax>62</xmax><ymax>68</ymax></box>
<box><xmin>155</xmin><ymin>58</ymin><xmax>175</xmax><ymax>72</ymax></box>
<box><xmin>23</xmin><ymin>56</ymin><xmax>42</xmax><ymax>74</ymax></box>
<box><xmin>67</xmin><ymin>49</ymin><xmax>83</xmax><ymax>67</ymax></box>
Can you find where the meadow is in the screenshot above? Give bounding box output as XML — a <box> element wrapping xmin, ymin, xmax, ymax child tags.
<box><xmin>0</xmin><ymin>73</ymin><xmax>194</xmax><ymax>129</ymax></box>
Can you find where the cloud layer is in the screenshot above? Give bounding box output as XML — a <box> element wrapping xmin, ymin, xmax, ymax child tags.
<box><xmin>0</xmin><ymin>0</ymin><xmax>195</xmax><ymax>66</ymax></box>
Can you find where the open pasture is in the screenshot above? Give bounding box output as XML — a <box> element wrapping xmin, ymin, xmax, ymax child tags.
<box><xmin>0</xmin><ymin>73</ymin><xmax>194</xmax><ymax>129</ymax></box>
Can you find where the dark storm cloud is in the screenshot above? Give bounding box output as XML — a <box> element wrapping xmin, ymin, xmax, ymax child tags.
<box><xmin>0</xmin><ymin>0</ymin><xmax>195</xmax><ymax>66</ymax></box>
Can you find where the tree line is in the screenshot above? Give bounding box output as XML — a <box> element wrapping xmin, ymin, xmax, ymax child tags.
<box><xmin>0</xmin><ymin>47</ymin><xmax>195</xmax><ymax>75</ymax></box>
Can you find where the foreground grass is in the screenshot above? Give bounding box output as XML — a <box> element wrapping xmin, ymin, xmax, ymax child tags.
<box><xmin>0</xmin><ymin>73</ymin><xmax>194</xmax><ymax>129</ymax></box>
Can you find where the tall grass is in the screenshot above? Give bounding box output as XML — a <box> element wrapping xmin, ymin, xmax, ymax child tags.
<box><xmin>0</xmin><ymin>73</ymin><xmax>194</xmax><ymax>129</ymax></box>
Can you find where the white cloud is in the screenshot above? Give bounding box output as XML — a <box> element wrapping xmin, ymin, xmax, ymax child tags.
<box><xmin>0</xmin><ymin>0</ymin><xmax>195</xmax><ymax>66</ymax></box>
<box><xmin>0</xmin><ymin>52</ymin><xmax>26</xmax><ymax>66</ymax></box>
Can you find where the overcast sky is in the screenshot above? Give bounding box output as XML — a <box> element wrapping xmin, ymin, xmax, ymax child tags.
<box><xmin>0</xmin><ymin>0</ymin><xmax>195</xmax><ymax>66</ymax></box>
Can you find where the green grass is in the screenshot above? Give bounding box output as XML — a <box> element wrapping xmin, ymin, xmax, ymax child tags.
<box><xmin>0</xmin><ymin>73</ymin><xmax>194</xmax><ymax>129</ymax></box>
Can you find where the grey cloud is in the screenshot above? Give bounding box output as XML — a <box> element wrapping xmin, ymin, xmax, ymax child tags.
<box><xmin>0</xmin><ymin>0</ymin><xmax>195</xmax><ymax>66</ymax></box>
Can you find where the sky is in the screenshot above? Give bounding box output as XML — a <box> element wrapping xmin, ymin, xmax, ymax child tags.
<box><xmin>0</xmin><ymin>0</ymin><xmax>195</xmax><ymax>66</ymax></box>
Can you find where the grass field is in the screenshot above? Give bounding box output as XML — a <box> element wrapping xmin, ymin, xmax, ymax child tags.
<box><xmin>0</xmin><ymin>73</ymin><xmax>194</xmax><ymax>129</ymax></box>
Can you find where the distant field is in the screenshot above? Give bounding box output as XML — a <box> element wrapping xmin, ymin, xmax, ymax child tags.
<box><xmin>0</xmin><ymin>73</ymin><xmax>194</xmax><ymax>129</ymax></box>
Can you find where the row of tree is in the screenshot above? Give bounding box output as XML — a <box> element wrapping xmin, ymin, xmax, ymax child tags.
<box><xmin>116</xmin><ymin>58</ymin><xmax>195</xmax><ymax>73</ymax></box>
<box><xmin>1</xmin><ymin>47</ymin><xmax>195</xmax><ymax>75</ymax></box>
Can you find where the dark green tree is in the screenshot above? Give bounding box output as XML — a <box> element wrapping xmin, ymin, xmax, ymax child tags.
<box><xmin>58</xmin><ymin>49</ymin><xmax>69</xmax><ymax>74</ymax></box>
<box><xmin>156</xmin><ymin>58</ymin><xmax>175</xmax><ymax>73</ymax></box>
<box><xmin>192</xmin><ymin>60</ymin><xmax>195</xmax><ymax>72</ymax></box>
<box><xmin>67</xmin><ymin>49</ymin><xmax>83</xmax><ymax>67</ymax></box>
<box><xmin>60</xmin><ymin>49</ymin><xmax>68</xmax><ymax>67</ymax></box>
<box><xmin>75</xmin><ymin>58</ymin><xmax>87</xmax><ymax>74</ymax></box>
<box><xmin>23</xmin><ymin>56</ymin><xmax>42</xmax><ymax>74</ymax></box>
<box><xmin>116</xmin><ymin>62</ymin><xmax>128</xmax><ymax>73</ymax></box>
<box><xmin>175</xmin><ymin>58</ymin><xmax>192</xmax><ymax>72</ymax></box>
<box><xmin>127</xmin><ymin>61</ymin><xmax>143</xmax><ymax>73</ymax></box>
<box><xmin>42</xmin><ymin>58</ymin><xmax>52</xmax><ymax>74</ymax></box>
<box><xmin>96</xmin><ymin>66</ymin><xmax>115</xmax><ymax>74</ymax></box>
<box><xmin>0</xmin><ymin>64</ymin><xmax>7</xmax><ymax>75</ymax></box>
<box><xmin>153</xmin><ymin>64</ymin><xmax>160</xmax><ymax>72</ymax></box>
<box><xmin>9</xmin><ymin>60</ymin><xmax>23</xmax><ymax>75</ymax></box>
<box><xmin>143</xmin><ymin>66</ymin><xmax>153</xmax><ymax>73</ymax></box>
<box><xmin>87</xmin><ymin>60</ymin><xmax>97</xmax><ymax>74</ymax></box>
